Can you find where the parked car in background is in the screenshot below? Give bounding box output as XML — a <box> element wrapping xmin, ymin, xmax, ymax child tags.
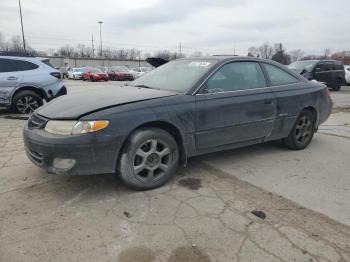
<box><xmin>130</xmin><ymin>67</ymin><xmax>153</xmax><ymax>78</ymax></box>
<box><xmin>23</xmin><ymin>56</ymin><xmax>332</xmax><ymax>190</ymax></box>
<box><xmin>0</xmin><ymin>52</ymin><xmax>67</xmax><ymax>114</ymax></box>
<box><xmin>67</xmin><ymin>68</ymin><xmax>83</xmax><ymax>80</ymax></box>
<box><xmin>345</xmin><ymin>65</ymin><xmax>350</xmax><ymax>85</ymax></box>
<box><xmin>107</xmin><ymin>66</ymin><xmax>134</xmax><ymax>81</ymax></box>
<box><xmin>82</xmin><ymin>68</ymin><xmax>108</xmax><ymax>81</ymax></box>
<box><xmin>288</xmin><ymin>60</ymin><xmax>345</xmax><ymax>91</ymax></box>
<box><xmin>96</xmin><ymin>66</ymin><xmax>108</xmax><ymax>73</ymax></box>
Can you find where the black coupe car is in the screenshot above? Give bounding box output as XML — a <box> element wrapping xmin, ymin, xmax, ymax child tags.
<box><xmin>23</xmin><ymin>56</ymin><xmax>332</xmax><ymax>190</ymax></box>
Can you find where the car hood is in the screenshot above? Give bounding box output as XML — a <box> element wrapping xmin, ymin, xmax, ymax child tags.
<box><xmin>36</xmin><ymin>86</ymin><xmax>177</xmax><ymax>119</ymax></box>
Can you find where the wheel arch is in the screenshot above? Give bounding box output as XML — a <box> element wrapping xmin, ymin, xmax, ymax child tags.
<box><xmin>302</xmin><ymin>106</ymin><xmax>318</xmax><ymax>122</ymax></box>
<box><xmin>11</xmin><ymin>86</ymin><xmax>46</xmax><ymax>103</ymax></box>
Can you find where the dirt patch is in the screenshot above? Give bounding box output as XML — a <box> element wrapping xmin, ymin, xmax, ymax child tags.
<box><xmin>178</xmin><ymin>178</ymin><xmax>202</xmax><ymax>190</ymax></box>
<box><xmin>117</xmin><ymin>246</ymin><xmax>156</xmax><ymax>262</ymax></box>
<box><xmin>167</xmin><ymin>246</ymin><xmax>211</xmax><ymax>262</ymax></box>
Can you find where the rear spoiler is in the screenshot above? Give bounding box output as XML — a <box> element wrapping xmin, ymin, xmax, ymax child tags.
<box><xmin>146</xmin><ymin>57</ymin><xmax>168</xmax><ymax>68</ymax></box>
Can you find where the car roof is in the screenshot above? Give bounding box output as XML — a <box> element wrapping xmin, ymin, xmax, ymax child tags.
<box><xmin>0</xmin><ymin>53</ymin><xmax>51</xmax><ymax>62</ymax></box>
<box><xmin>179</xmin><ymin>55</ymin><xmax>275</xmax><ymax>63</ymax></box>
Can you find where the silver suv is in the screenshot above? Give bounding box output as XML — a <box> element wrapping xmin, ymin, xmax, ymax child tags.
<box><xmin>0</xmin><ymin>53</ymin><xmax>67</xmax><ymax>114</ymax></box>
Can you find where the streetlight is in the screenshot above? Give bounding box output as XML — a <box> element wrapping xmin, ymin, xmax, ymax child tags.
<box><xmin>19</xmin><ymin>0</ymin><xmax>26</xmax><ymax>52</ymax></box>
<box><xmin>98</xmin><ymin>21</ymin><xmax>103</xmax><ymax>57</ymax></box>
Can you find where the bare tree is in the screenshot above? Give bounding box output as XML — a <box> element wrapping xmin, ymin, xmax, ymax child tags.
<box><xmin>9</xmin><ymin>35</ymin><xmax>25</xmax><ymax>52</ymax></box>
<box><xmin>75</xmin><ymin>44</ymin><xmax>93</xmax><ymax>58</ymax></box>
<box><xmin>127</xmin><ymin>48</ymin><xmax>142</xmax><ymax>60</ymax></box>
<box><xmin>247</xmin><ymin>46</ymin><xmax>258</xmax><ymax>57</ymax></box>
<box><xmin>57</xmin><ymin>44</ymin><xmax>75</xmax><ymax>57</ymax></box>
<box><xmin>258</xmin><ymin>42</ymin><xmax>274</xmax><ymax>59</ymax></box>
<box><xmin>0</xmin><ymin>32</ymin><xmax>4</xmax><ymax>50</ymax></box>
<box><xmin>289</xmin><ymin>49</ymin><xmax>305</xmax><ymax>62</ymax></box>
<box><xmin>324</xmin><ymin>48</ymin><xmax>331</xmax><ymax>58</ymax></box>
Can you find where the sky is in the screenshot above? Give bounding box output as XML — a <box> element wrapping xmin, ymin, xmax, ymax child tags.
<box><xmin>0</xmin><ymin>0</ymin><xmax>349</xmax><ymax>56</ymax></box>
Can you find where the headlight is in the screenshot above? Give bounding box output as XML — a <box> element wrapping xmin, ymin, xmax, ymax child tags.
<box><xmin>45</xmin><ymin>120</ymin><xmax>109</xmax><ymax>135</ymax></box>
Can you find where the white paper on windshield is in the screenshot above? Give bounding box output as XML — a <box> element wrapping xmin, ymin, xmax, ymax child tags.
<box><xmin>188</xmin><ymin>62</ymin><xmax>211</xmax><ymax>67</ymax></box>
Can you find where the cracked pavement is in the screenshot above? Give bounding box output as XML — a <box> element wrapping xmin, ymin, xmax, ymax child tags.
<box><xmin>0</xmin><ymin>81</ymin><xmax>349</xmax><ymax>262</ymax></box>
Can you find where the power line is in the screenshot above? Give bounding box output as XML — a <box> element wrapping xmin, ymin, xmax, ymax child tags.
<box><xmin>18</xmin><ymin>0</ymin><xmax>26</xmax><ymax>52</ymax></box>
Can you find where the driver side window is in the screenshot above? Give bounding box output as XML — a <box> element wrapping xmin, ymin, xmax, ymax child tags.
<box><xmin>204</xmin><ymin>62</ymin><xmax>267</xmax><ymax>93</ymax></box>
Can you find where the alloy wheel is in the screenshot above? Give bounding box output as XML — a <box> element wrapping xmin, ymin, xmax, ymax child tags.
<box><xmin>294</xmin><ymin>116</ymin><xmax>312</xmax><ymax>145</ymax></box>
<box><xmin>16</xmin><ymin>96</ymin><xmax>41</xmax><ymax>114</ymax></box>
<box><xmin>133</xmin><ymin>139</ymin><xmax>171</xmax><ymax>182</ymax></box>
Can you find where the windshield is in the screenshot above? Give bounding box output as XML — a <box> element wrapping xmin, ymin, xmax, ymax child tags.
<box><xmin>111</xmin><ymin>66</ymin><xmax>129</xmax><ymax>72</ymax></box>
<box><xmin>73</xmin><ymin>68</ymin><xmax>83</xmax><ymax>72</ymax></box>
<box><xmin>288</xmin><ymin>60</ymin><xmax>318</xmax><ymax>70</ymax></box>
<box><xmin>131</xmin><ymin>59</ymin><xmax>217</xmax><ymax>93</ymax></box>
<box><xmin>90</xmin><ymin>69</ymin><xmax>103</xmax><ymax>73</ymax></box>
<box><xmin>141</xmin><ymin>67</ymin><xmax>153</xmax><ymax>72</ymax></box>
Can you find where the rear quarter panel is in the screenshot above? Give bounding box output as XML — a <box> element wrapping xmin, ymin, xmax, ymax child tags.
<box><xmin>268</xmin><ymin>81</ymin><xmax>331</xmax><ymax>140</ymax></box>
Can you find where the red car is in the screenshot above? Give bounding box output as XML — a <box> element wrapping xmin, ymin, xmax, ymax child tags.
<box><xmin>82</xmin><ymin>69</ymin><xmax>109</xmax><ymax>81</ymax></box>
<box><xmin>107</xmin><ymin>66</ymin><xmax>134</xmax><ymax>81</ymax></box>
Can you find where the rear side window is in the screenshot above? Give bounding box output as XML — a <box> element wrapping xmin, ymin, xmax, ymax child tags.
<box><xmin>206</xmin><ymin>62</ymin><xmax>267</xmax><ymax>93</ymax></box>
<box><xmin>264</xmin><ymin>64</ymin><xmax>299</xmax><ymax>86</ymax></box>
<box><xmin>13</xmin><ymin>60</ymin><xmax>39</xmax><ymax>71</ymax></box>
<box><xmin>0</xmin><ymin>58</ymin><xmax>17</xmax><ymax>72</ymax></box>
<box><xmin>41</xmin><ymin>59</ymin><xmax>55</xmax><ymax>68</ymax></box>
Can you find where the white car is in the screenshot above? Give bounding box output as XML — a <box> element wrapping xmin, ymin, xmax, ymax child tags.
<box><xmin>67</xmin><ymin>68</ymin><xmax>83</xmax><ymax>80</ymax></box>
<box><xmin>345</xmin><ymin>65</ymin><xmax>350</xmax><ymax>85</ymax></box>
<box><xmin>130</xmin><ymin>67</ymin><xmax>153</xmax><ymax>78</ymax></box>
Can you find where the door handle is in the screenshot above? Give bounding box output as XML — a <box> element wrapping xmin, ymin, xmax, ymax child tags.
<box><xmin>264</xmin><ymin>100</ymin><xmax>273</xmax><ymax>105</ymax></box>
<box><xmin>7</xmin><ymin>76</ymin><xmax>18</xmax><ymax>80</ymax></box>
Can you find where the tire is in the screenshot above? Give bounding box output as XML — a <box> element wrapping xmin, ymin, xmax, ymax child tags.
<box><xmin>331</xmin><ymin>86</ymin><xmax>341</xmax><ymax>91</ymax></box>
<box><xmin>118</xmin><ymin>128</ymin><xmax>179</xmax><ymax>190</ymax></box>
<box><xmin>282</xmin><ymin>110</ymin><xmax>316</xmax><ymax>150</ymax></box>
<box><xmin>12</xmin><ymin>90</ymin><xmax>43</xmax><ymax>114</ymax></box>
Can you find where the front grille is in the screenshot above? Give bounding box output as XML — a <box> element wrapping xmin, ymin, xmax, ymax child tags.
<box><xmin>26</xmin><ymin>148</ymin><xmax>44</xmax><ymax>165</ymax></box>
<box><xmin>28</xmin><ymin>113</ymin><xmax>48</xmax><ymax>129</ymax></box>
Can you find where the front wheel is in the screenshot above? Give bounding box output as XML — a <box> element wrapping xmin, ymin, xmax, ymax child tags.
<box><xmin>118</xmin><ymin>128</ymin><xmax>179</xmax><ymax>190</ymax></box>
<box><xmin>282</xmin><ymin>110</ymin><xmax>316</xmax><ymax>150</ymax></box>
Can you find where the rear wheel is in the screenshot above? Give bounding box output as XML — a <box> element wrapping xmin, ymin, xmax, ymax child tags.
<box><xmin>118</xmin><ymin>128</ymin><xmax>179</xmax><ymax>190</ymax></box>
<box><xmin>12</xmin><ymin>90</ymin><xmax>43</xmax><ymax>114</ymax></box>
<box><xmin>283</xmin><ymin>110</ymin><xmax>316</xmax><ymax>150</ymax></box>
<box><xmin>331</xmin><ymin>86</ymin><xmax>341</xmax><ymax>91</ymax></box>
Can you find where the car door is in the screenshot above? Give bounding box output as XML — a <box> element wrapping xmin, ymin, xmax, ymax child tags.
<box><xmin>0</xmin><ymin>58</ymin><xmax>23</xmax><ymax>105</ymax></box>
<box><xmin>195</xmin><ymin>61</ymin><xmax>276</xmax><ymax>151</ymax></box>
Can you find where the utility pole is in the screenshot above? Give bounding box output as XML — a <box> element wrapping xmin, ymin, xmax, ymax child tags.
<box><xmin>91</xmin><ymin>34</ymin><xmax>95</xmax><ymax>58</ymax></box>
<box><xmin>179</xmin><ymin>42</ymin><xmax>182</xmax><ymax>56</ymax></box>
<box><xmin>98</xmin><ymin>21</ymin><xmax>103</xmax><ymax>57</ymax></box>
<box><xmin>18</xmin><ymin>0</ymin><xmax>26</xmax><ymax>52</ymax></box>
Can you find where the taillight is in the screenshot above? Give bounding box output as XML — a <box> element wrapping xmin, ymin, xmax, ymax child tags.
<box><xmin>325</xmin><ymin>87</ymin><xmax>331</xmax><ymax>98</ymax></box>
<box><xmin>50</xmin><ymin>72</ymin><xmax>61</xmax><ymax>79</ymax></box>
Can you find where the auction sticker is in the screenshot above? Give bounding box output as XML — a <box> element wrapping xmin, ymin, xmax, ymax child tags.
<box><xmin>188</xmin><ymin>62</ymin><xmax>211</xmax><ymax>67</ymax></box>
